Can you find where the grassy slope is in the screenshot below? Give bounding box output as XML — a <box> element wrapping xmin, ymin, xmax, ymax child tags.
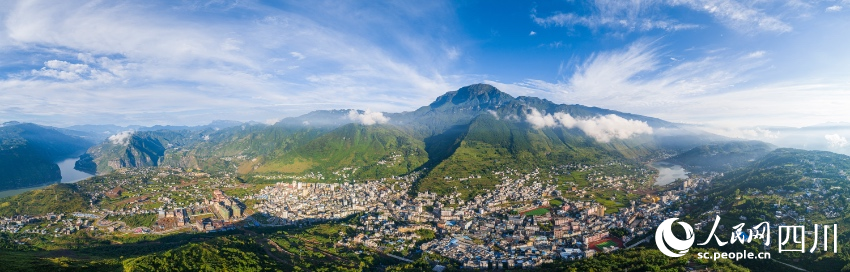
<box><xmin>254</xmin><ymin>124</ymin><xmax>428</xmax><ymax>181</ymax></box>
<box><xmin>0</xmin><ymin>183</ymin><xmax>88</xmax><ymax>217</ymax></box>
<box><xmin>122</xmin><ymin>236</ymin><xmax>282</xmax><ymax>272</ymax></box>
<box><xmin>417</xmin><ymin>114</ymin><xmax>627</xmax><ymax>199</ymax></box>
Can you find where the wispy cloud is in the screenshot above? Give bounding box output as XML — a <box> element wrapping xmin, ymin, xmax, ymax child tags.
<box><xmin>532</xmin><ymin>0</ymin><xmax>699</xmax><ymax>33</ymax></box>
<box><xmin>744</xmin><ymin>50</ymin><xmax>766</xmax><ymax>59</ymax></box>
<box><xmin>826</xmin><ymin>5</ymin><xmax>843</xmax><ymax>12</ymax></box>
<box><xmin>698</xmin><ymin>126</ymin><xmax>779</xmax><ymax>140</ymax></box>
<box><xmin>493</xmin><ymin>38</ymin><xmax>850</xmax><ymax>128</ymax></box>
<box><xmin>535</xmin><ymin>41</ymin><xmax>762</xmax><ymax>113</ymax></box>
<box><xmin>289</xmin><ymin>51</ymin><xmax>306</xmax><ymax>60</ymax></box>
<box><xmin>533</xmin><ymin>0</ymin><xmax>791</xmax><ymax>34</ymax></box>
<box><xmin>671</xmin><ymin>0</ymin><xmax>791</xmax><ymax>33</ymax></box>
<box><xmin>0</xmin><ymin>0</ymin><xmax>464</xmax><ymax>126</ymax></box>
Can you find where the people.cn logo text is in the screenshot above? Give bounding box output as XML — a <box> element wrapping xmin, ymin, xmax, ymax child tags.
<box><xmin>654</xmin><ymin>215</ymin><xmax>838</xmax><ymax>259</ymax></box>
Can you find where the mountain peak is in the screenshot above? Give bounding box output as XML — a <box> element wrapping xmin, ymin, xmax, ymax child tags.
<box><xmin>429</xmin><ymin>83</ymin><xmax>513</xmax><ymax>108</ymax></box>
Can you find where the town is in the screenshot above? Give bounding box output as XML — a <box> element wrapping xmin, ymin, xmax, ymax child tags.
<box><xmin>246</xmin><ymin>164</ymin><xmax>715</xmax><ymax>269</ymax></box>
<box><xmin>1</xmin><ymin>163</ymin><xmax>719</xmax><ymax>270</ymax></box>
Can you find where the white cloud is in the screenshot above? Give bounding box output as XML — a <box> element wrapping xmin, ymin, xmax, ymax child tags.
<box><xmin>670</xmin><ymin>0</ymin><xmax>792</xmax><ymax>33</ymax></box>
<box><xmin>699</xmin><ymin>126</ymin><xmax>779</xmax><ymax>140</ymax></box>
<box><xmin>0</xmin><ymin>0</ymin><xmax>461</xmax><ymax>126</ymax></box>
<box><xmin>525</xmin><ymin>109</ymin><xmax>653</xmax><ymax>142</ymax></box>
<box><xmin>29</xmin><ymin>58</ymin><xmax>124</xmax><ymax>83</ymax></box>
<box><xmin>826</xmin><ymin>5</ymin><xmax>843</xmax><ymax>12</ymax></box>
<box><xmin>486</xmin><ymin>109</ymin><xmax>500</xmax><ymax>120</ymax></box>
<box><xmin>534</xmin><ymin>9</ymin><xmax>698</xmax><ymax>33</ymax></box>
<box><xmin>529</xmin><ymin>31</ymin><xmax>536</xmax><ymax>36</ymax></box>
<box><xmin>444</xmin><ymin>46</ymin><xmax>461</xmax><ymax>61</ymax></box>
<box><xmin>263</xmin><ymin>118</ymin><xmax>280</xmax><ymax>125</ymax></box>
<box><xmin>108</xmin><ymin>130</ymin><xmax>134</xmax><ymax>145</ymax></box>
<box><xmin>745</xmin><ymin>50</ymin><xmax>766</xmax><ymax>59</ymax></box>
<box><xmin>531</xmin><ymin>0</ymin><xmax>699</xmax><ymax>33</ymax></box>
<box><xmin>534</xmin><ymin>0</ymin><xmax>790</xmax><ymax>34</ymax></box>
<box><xmin>222</xmin><ymin>38</ymin><xmax>242</xmax><ymax>51</ymax></box>
<box><xmin>742</xmin><ymin>128</ymin><xmax>779</xmax><ymax>139</ymax></box>
<box><xmin>494</xmin><ymin>40</ymin><xmax>823</xmax><ymax>128</ymax></box>
<box><xmin>32</xmin><ymin>60</ymin><xmax>90</xmax><ymax>81</ymax></box>
<box><xmin>525</xmin><ymin>108</ymin><xmax>557</xmax><ymax>129</ymax></box>
<box><xmin>290</xmin><ymin>51</ymin><xmax>305</xmax><ymax>60</ymax></box>
<box><xmin>825</xmin><ymin>134</ymin><xmax>848</xmax><ymax>148</ymax></box>
<box><xmin>347</xmin><ymin>109</ymin><xmax>389</xmax><ymax>125</ymax></box>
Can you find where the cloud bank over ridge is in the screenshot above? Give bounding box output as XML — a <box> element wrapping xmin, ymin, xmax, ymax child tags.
<box><xmin>525</xmin><ymin>109</ymin><xmax>653</xmax><ymax>142</ymax></box>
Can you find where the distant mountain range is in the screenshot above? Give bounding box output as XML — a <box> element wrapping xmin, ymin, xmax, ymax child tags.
<box><xmin>71</xmin><ymin>84</ymin><xmax>738</xmax><ymax>197</ymax></box>
<box><xmin>10</xmin><ymin>84</ymin><xmax>810</xmax><ymax>195</ymax></box>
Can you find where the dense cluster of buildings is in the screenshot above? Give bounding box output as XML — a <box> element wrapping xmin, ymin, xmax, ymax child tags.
<box><xmin>1</xmin><ymin>161</ymin><xmax>727</xmax><ymax>269</ymax></box>
<box><xmin>249</xmin><ymin>180</ymin><xmax>409</xmax><ymax>225</ymax></box>
<box><xmin>247</xmin><ymin>164</ymin><xmax>706</xmax><ymax>269</ymax></box>
<box><xmin>1</xmin><ymin>213</ymin><xmax>94</xmax><ymax>236</ymax></box>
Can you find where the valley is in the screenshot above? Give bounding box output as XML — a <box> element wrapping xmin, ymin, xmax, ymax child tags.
<box><xmin>0</xmin><ymin>84</ymin><xmax>845</xmax><ymax>272</ymax></box>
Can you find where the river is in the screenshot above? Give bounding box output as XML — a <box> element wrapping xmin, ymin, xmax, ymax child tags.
<box><xmin>0</xmin><ymin>157</ymin><xmax>94</xmax><ymax>198</ymax></box>
<box><xmin>56</xmin><ymin>157</ymin><xmax>94</xmax><ymax>183</ymax></box>
<box><xmin>651</xmin><ymin>161</ymin><xmax>689</xmax><ymax>186</ymax></box>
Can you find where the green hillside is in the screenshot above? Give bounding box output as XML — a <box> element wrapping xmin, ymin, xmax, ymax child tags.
<box><xmin>706</xmin><ymin>148</ymin><xmax>850</xmax><ymax>194</ymax></box>
<box><xmin>254</xmin><ymin>123</ymin><xmax>428</xmax><ymax>181</ymax></box>
<box><xmin>546</xmin><ymin>248</ymin><xmax>748</xmax><ymax>272</ymax></box>
<box><xmin>683</xmin><ymin>148</ymin><xmax>850</xmax><ymax>272</ymax></box>
<box><xmin>168</xmin><ymin>125</ymin><xmax>329</xmax><ymax>175</ymax></box>
<box><xmin>79</xmin><ymin>84</ymin><xmax>710</xmax><ymax>192</ymax></box>
<box><xmin>665</xmin><ymin>140</ymin><xmax>776</xmax><ymax>173</ymax></box>
<box><xmin>82</xmin><ymin>123</ymin><xmax>333</xmax><ymax>176</ymax></box>
<box><xmin>0</xmin><ymin>183</ymin><xmax>88</xmax><ymax>217</ymax></box>
<box><xmin>417</xmin><ymin>114</ymin><xmax>640</xmax><ymax>198</ymax></box>
<box><xmin>122</xmin><ymin>236</ymin><xmax>281</xmax><ymax>272</ymax></box>
<box><xmin>86</xmin><ymin>130</ymin><xmax>180</xmax><ymax>173</ymax></box>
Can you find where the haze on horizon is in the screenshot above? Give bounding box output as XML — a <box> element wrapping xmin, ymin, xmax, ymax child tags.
<box><xmin>1</xmin><ymin>0</ymin><xmax>849</xmax><ymax>151</ymax></box>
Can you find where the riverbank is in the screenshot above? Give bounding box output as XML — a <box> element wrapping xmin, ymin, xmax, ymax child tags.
<box><xmin>0</xmin><ymin>157</ymin><xmax>94</xmax><ymax>198</ymax></box>
<box><xmin>650</xmin><ymin>161</ymin><xmax>689</xmax><ymax>186</ymax></box>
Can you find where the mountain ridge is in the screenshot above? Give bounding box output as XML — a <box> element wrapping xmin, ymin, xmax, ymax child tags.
<box><xmin>76</xmin><ymin>84</ymin><xmax>741</xmax><ymax>198</ymax></box>
<box><xmin>0</xmin><ymin>123</ymin><xmax>93</xmax><ymax>190</ymax></box>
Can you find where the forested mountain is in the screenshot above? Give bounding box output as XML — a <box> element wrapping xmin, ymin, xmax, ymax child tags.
<box><xmin>0</xmin><ymin>123</ymin><xmax>93</xmax><ymax>190</ymax></box>
<box><xmin>79</xmin><ymin>84</ymin><xmax>725</xmax><ymax>196</ymax></box>
<box><xmin>241</xmin><ymin>123</ymin><xmax>428</xmax><ymax>181</ymax></box>
<box><xmin>701</xmin><ymin>148</ymin><xmax>850</xmax><ymax>196</ymax></box>
<box><xmin>680</xmin><ymin>148</ymin><xmax>850</xmax><ymax>271</ymax></box>
<box><xmin>664</xmin><ymin>140</ymin><xmax>776</xmax><ymax>173</ymax></box>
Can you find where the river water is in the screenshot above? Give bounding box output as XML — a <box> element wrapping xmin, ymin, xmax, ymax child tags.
<box><xmin>651</xmin><ymin>161</ymin><xmax>689</xmax><ymax>186</ymax></box>
<box><xmin>56</xmin><ymin>157</ymin><xmax>94</xmax><ymax>183</ymax></box>
<box><xmin>0</xmin><ymin>157</ymin><xmax>94</xmax><ymax>198</ymax></box>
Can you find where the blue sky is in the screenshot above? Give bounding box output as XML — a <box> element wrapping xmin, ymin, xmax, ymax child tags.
<box><xmin>1</xmin><ymin>0</ymin><xmax>849</xmax><ymax>135</ymax></box>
